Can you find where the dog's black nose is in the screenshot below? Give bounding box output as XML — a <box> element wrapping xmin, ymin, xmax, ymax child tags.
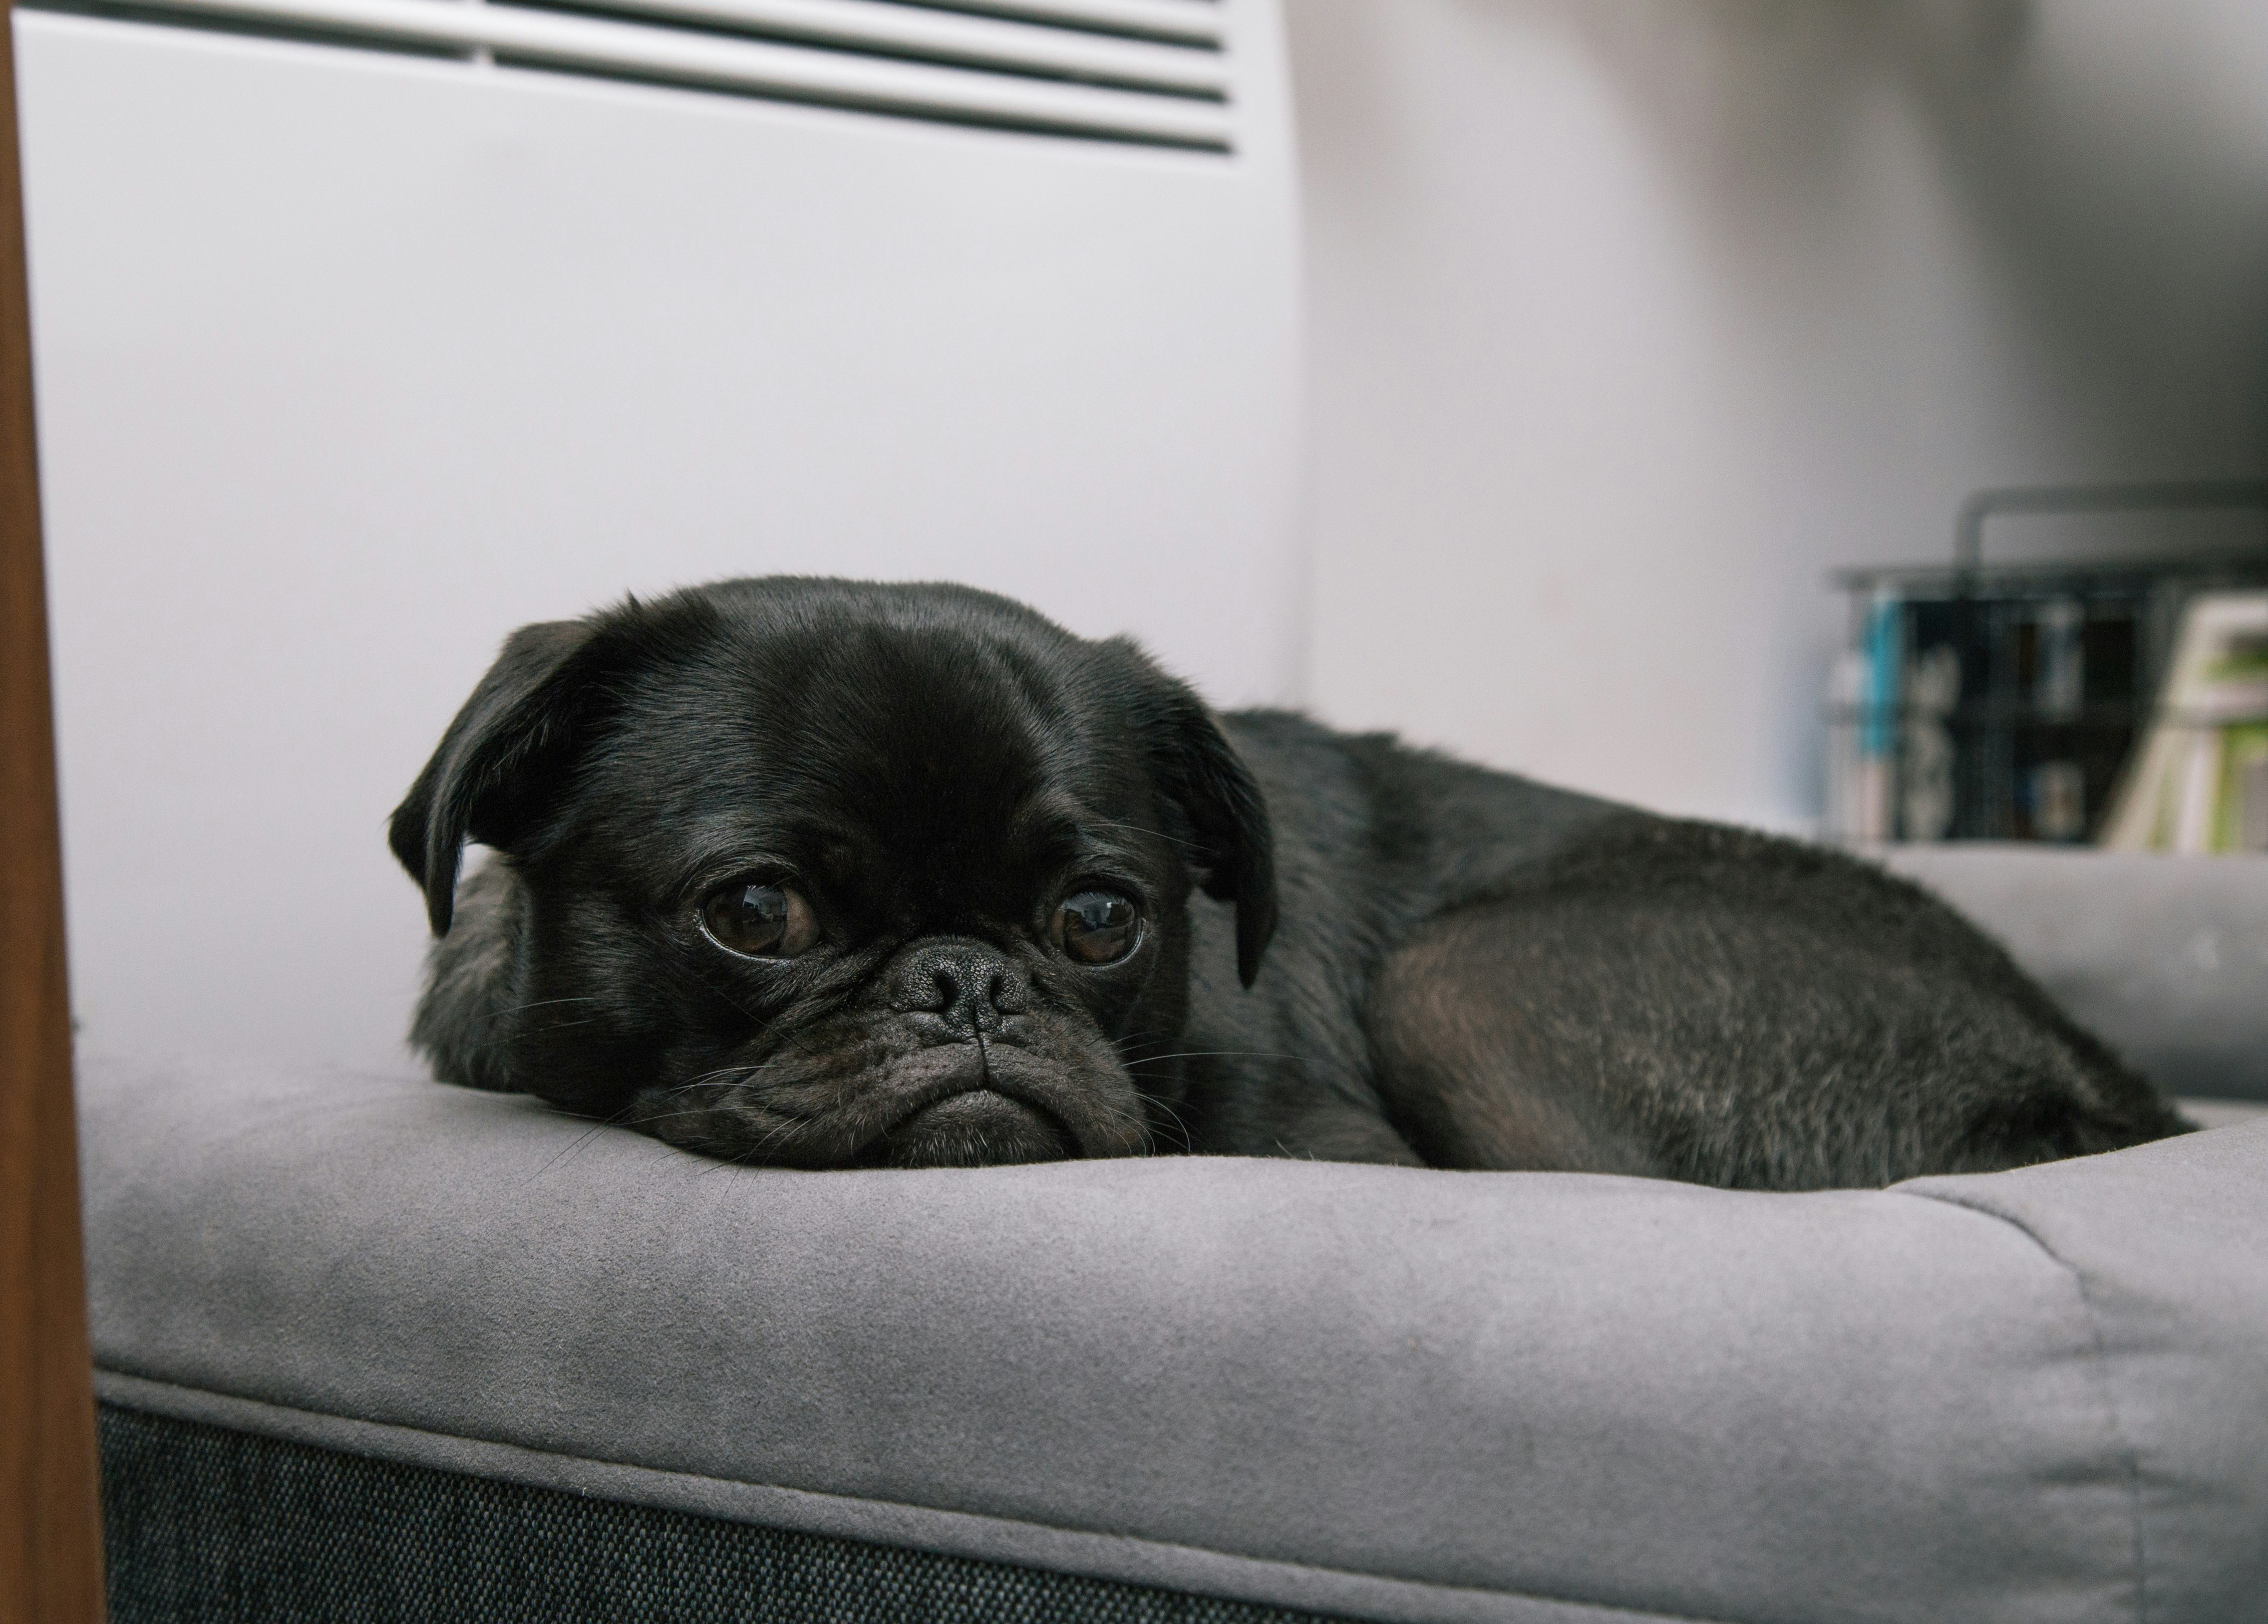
<box><xmin>892</xmin><ymin>941</ymin><xmax>1027</xmax><ymax>1035</ymax></box>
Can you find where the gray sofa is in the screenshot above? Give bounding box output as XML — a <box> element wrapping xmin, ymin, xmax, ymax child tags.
<box><xmin>81</xmin><ymin>846</ymin><xmax>2268</xmax><ymax>1623</ymax></box>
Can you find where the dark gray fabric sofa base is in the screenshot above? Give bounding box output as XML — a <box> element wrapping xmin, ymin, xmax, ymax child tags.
<box><xmin>98</xmin><ymin>1404</ymin><xmax>1329</xmax><ymax>1624</ymax></box>
<box><xmin>80</xmin><ymin>1051</ymin><xmax>2268</xmax><ymax>1624</ymax></box>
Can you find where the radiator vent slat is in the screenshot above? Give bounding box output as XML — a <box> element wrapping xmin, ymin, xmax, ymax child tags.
<box><xmin>515</xmin><ymin>0</ymin><xmax>1225</xmax><ymax>98</ymax></box>
<box><xmin>52</xmin><ymin>0</ymin><xmax>1238</xmax><ymax>150</ymax></box>
<box><xmin>879</xmin><ymin>0</ymin><xmax>1222</xmax><ymax>48</ymax></box>
<box><xmin>526</xmin><ymin>0</ymin><xmax>1229</xmax><ymax>90</ymax></box>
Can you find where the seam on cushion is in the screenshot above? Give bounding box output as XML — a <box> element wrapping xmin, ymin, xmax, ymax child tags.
<box><xmin>1890</xmin><ymin>1188</ymin><xmax>2146</xmax><ymax>1624</ymax></box>
<box><xmin>92</xmin><ymin>1367</ymin><xmax>1738</xmax><ymax>1624</ymax></box>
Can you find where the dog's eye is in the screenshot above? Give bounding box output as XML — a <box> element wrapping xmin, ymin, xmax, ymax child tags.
<box><xmin>1052</xmin><ymin>890</ymin><xmax>1139</xmax><ymax>966</ymax></box>
<box><xmin>699</xmin><ymin>882</ymin><xmax>819</xmax><ymax>959</ymax></box>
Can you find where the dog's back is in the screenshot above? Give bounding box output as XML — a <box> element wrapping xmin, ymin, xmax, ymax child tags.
<box><xmin>1179</xmin><ymin>713</ymin><xmax>2188</xmax><ymax>1186</ymax></box>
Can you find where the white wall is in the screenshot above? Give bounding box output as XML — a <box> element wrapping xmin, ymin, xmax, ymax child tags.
<box><xmin>1286</xmin><ymin>0</ymin><xmax>2268</xmax><ymax>828</ymax></box>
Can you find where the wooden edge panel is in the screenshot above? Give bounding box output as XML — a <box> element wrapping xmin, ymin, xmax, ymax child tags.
<box><xmin>0</xmin><ymin>0</ymin><xmax>107</xmax><ymax>1616</ymax></box>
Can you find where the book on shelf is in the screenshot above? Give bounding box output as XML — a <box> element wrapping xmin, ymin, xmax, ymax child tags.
<box><xmin>2099</xmin><ymin>591</ymin><xmax>2268</xmax><ymax>853</ymax></box>
<box><xmin>1824</xmin><ymin>576</ymin><xmax>2147</xmax><ymax>844</ymax></box>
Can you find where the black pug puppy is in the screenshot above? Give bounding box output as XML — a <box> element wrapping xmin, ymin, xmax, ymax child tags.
<box><xmin>390</xmin><ymin>576</ymin><xmax>2185</xmax><ymax>1187</ymax></box>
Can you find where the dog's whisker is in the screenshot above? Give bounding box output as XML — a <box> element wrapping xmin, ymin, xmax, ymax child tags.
<box><xmin>648</xmin><ymin>952</ymin><xmax>769</xmax><ymax>1027</ymax></box>
<box><xmin>697</xmin><ymin>1115</ymin><xmax>808</xmax><ymax>1174</ymax></box>
<box><xmin>463</xmin><ymin>1015</ymin><xmax>607</xmax><ymax>1056</ymax></box>
<box><xmin>517</xmin><ymin>1017</ymin><xmax>604</xmax><ymax>1038</ymax></box>
<box><xmin>488</xmin><ymin>996</ymin><xmax>602</xmax><ymax>1018</ymax></box>
<box><xmin>1127</xmin><ymin>1050</ymin><xmax>1315</xmax><ymax>1067</ymax></box>
<box><xmin>1081</xmin><ymin>818</ymin><xmax>1208</xmax><ymax>857</ymax></box>
<box><xmin>523</xmin><ymin>1101</ymin><xmax>643</xmax><ymax>1183</ymax></box>
<box><xmin>628</xmin><ymin>1105</ymin><xmax>780</xmax><ymax>1128</ymax></box>
<box><xmin>1128</xmin><ymin>1087</ymin><xmax>1191</xmax><ymax>1153</ymax></box>
<box><xmin>650</xmin><ymin>1062</ymin><xmax>789</xmax><ymax>1094</ymax></box>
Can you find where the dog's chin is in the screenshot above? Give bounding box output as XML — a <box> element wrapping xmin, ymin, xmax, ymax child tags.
<box><xmin>866</xmin><ymin>1089</ymin><xmax>1075</xmax><ymax>1169</ymax></box>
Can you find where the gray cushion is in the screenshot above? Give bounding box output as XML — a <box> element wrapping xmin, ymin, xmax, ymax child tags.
<box><xmin>1879</xmin><ymin>845</ymin><xmax>2268</xmax><ymax>1101</ymax></box>
<box><xmin>81</xmin><ymin>1053</ymin><xmax>2268</xmax><ymax>1624</ymax></box>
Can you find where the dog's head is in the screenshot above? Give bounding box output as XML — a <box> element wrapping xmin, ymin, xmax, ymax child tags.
<box><xmin>389</xmin><ymin>578</ymin><xmax>1275</xmax><ymax>1168</ymax></box>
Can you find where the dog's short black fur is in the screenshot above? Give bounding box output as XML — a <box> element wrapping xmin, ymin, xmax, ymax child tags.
<box><xmin>390</xmin><ymin>577</ymin><xmax>2186</xmax><ymax>1186</ymax></box>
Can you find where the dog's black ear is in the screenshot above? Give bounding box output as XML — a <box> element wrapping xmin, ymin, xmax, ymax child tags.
<box><xmin>389</xmin><ymin>619</ymin><xmax>600</xmax><ymax>936</ymax></box>
<box><xmin>1153</xmin><ymin>692</ymin><xmax>1278</xmax><ymax>987</ymax></box>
